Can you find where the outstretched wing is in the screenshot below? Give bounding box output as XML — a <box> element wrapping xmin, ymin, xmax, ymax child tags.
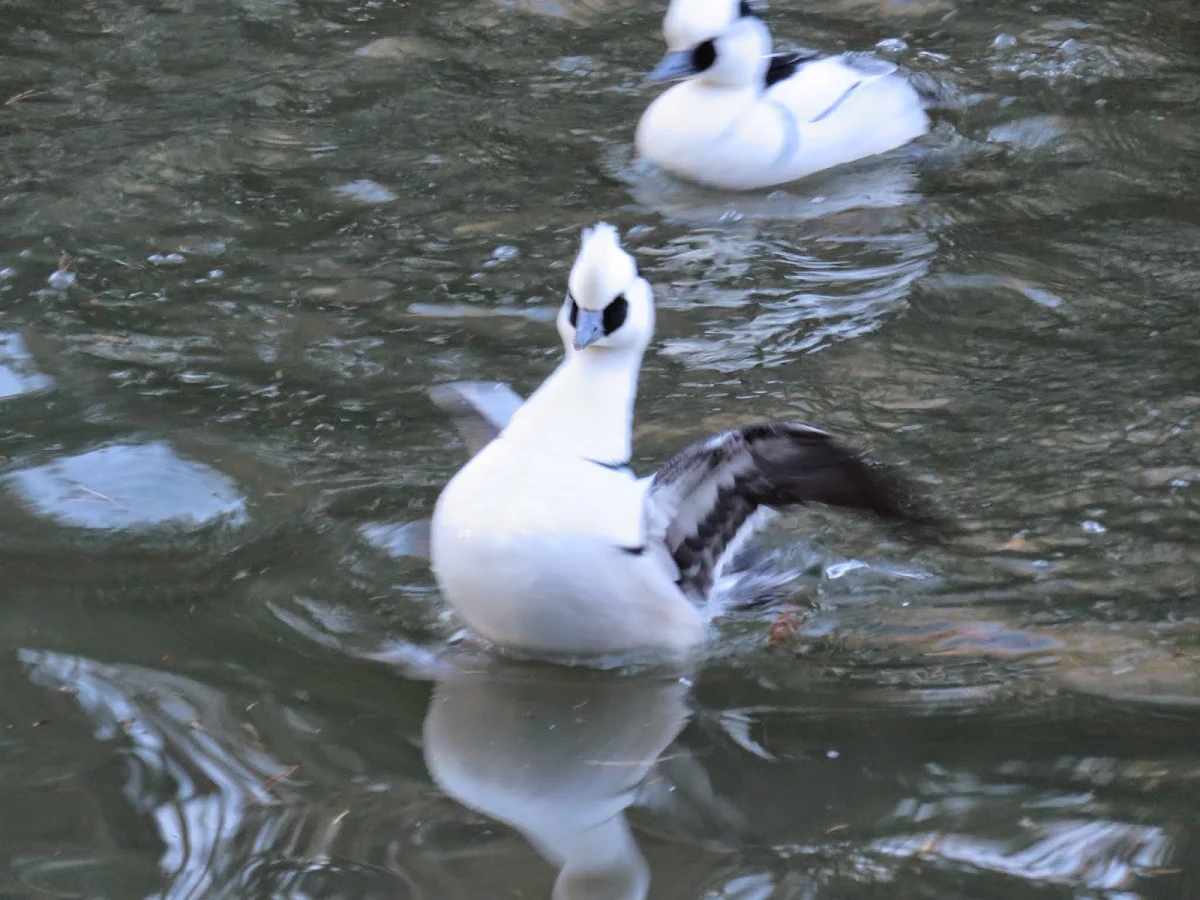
<box><xmin>428</xmin><ymin>381</ymin><xmax>525</xmax><ymax>457</ymax></box>
<box><xmin>646</xmin><ymin>421</ymin><xmax>924</xmax><ymax>602</ymax></box>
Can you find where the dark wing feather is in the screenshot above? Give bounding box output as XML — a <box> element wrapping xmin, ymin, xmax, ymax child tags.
<box><xmin>647</xmin><ymin>421</ymin><xmax>926</xmax><ymax>601</ymax></box>
<box><xmin>429</xmin><ymin>381</ymin><xmax>525</xmax><ymax>457</ymax></box>
<box><xmin>764</xmin><ymin>49</ymin><xmax>822</xmax><ymax>89</ymax></box>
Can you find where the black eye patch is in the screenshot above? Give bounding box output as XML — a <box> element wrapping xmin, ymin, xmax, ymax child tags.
<box><xmin>567</xmin><ymin>293</ymin><xmax>628</xmax><ymax>337</ymax></box>
<box><xmin>603</xmin><ymin>294</ymin><xmax>628</xmax><ymax>335</ymax></box>
<box><xmin>691</xmin><ymin>40</ymin><xmax>716</xmax><ymax>73</ymax></box>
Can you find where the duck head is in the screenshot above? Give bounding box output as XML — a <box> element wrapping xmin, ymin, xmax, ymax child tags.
<box><xmin>647</xmin><ymin>0</ymin><xmax>772</xmax><ymax>88</ymax></box>
<box><xmin>557</xmin><ymin>223</ymin><xmax>655</xmax><ymax>355</ymax></box>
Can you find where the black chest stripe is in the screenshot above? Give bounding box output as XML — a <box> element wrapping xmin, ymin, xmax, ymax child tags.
<box><xmin>587</xmin><ymin>458</ymin><xmax>632</xmax><ymax>475</ymax></box>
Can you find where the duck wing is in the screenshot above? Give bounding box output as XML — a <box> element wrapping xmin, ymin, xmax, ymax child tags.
<box><xmin>645</xmin><ymin>422</ymin><xmax>924</xmax><ymax>602</ymax></box>
<box><xmin>805</xmin><ymin>55</ymin><xmax>905</xmax><ymax>122</ymax></box>
<box><xmin>429</xmin><ymin>381</ymin><xmax>525</xmax><ymax>457</ymax></box>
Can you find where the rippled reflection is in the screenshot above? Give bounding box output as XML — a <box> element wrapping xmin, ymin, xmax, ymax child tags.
<box><xmin>616</xmin><ymin>155</ymin><xmax>937</xmax><ymax>372</ymax></box>
<box><xmin>662</xmin><ymin>695</ymin><xmax>1191</xmax><ymax>898</ymax></box>
<box><xmin>10</xmin><ymin>646</ymin><xmax>1195</xmax><ymax>899</ymax></box>
<box><xmin>14</xmin><ymin>649</ymin><xmax>435</xmax><ymax>899</ymax></box>
<box><xmin>876</xmin><ymin>818</ymin><xmax>1172</xmax><ymax>893</ymax></box>
<box><xmin>624</xmin><ymin>153</ymin><xmax>925</xmax><ymax>227</ymax></box>
<box><xmin>18</xmin><ymin>649</ymin><xmax>298</xmax><ymax>899</ymax></box>
<box><xmin>424</xmin><ymin>668</ymin><xmax>694</xmax><ymax>900</ymax></box>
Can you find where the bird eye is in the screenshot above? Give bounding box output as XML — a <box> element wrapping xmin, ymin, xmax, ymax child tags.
<box><xmin>568</xmin><ymin>296</ymin><xmax>580</xmax><ymax>328</ymax></box>
<box><xmin>691</xmin><ymin>40</ymin><xmax>717</xmax><ymax>72</ymax></box>
<box><xmin>603</xmin><ymin>294</ymin><xmax>629</xmax><ymax>335</ymax></box>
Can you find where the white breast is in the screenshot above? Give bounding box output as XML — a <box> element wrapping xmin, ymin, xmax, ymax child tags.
<box><xmin>430</xmin><ymin>437</ymin><xmax>708</xmax><ymax>658</ymax></box>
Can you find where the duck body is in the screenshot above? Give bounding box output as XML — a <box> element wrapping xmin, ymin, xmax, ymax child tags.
<box><xmin>635</xmin><ymin>2</ymin><xmax>929</xmax><ymax>190</ymax></box>
<box><xmin>432</xmin><ymin>460</ymin><xmax>709</xmax><ymax>658</ymax></box>
<box><xmin>432</xmin><ymin>359</ymin><xmax>708</xmax><ymax>659</ymax></box>
<box><xmin>431</xmin><ymin>225</ymin><xmax>708</xmax><ymax>659</ymax></box>
<box><xmin>637</xmin><ymin>55</ymin><xmax>929</xmax><ymax>190</ymax></box>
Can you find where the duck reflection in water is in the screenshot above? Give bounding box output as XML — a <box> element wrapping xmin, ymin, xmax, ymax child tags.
<box><xmin>423</xmin><ymin>665</ymin><xmax>730</xmax><ymax>900</ymax></box>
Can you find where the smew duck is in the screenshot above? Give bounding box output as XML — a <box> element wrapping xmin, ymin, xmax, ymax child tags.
<box><xmin>635</xmin><ymin>0</ymin><xmax>930</xmax><ymax>190</ymax></box>
<box><xmin>430</xmin><ymin>223</ymin><xmax>925</xmax><ymax>662</ymax></box>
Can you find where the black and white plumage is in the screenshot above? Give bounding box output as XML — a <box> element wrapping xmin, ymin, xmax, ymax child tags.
<box><xmin>648</xmin><ymin>422</ymin><xmax>914</xmax><ymax>604</ymax></box>
<box><xmin>740</xmin><ymin>0</ymin><xmax>820</xmax><ymax>90</ymax></box>
<box><xmin>636</xmin><ymin>0</ymin><xmax>929</xmax><ymax>190</ymax></box>
<box><xmin>763</xmin><ymin>49</ymin><xmax>820</xmax><ymax>89</ymax></box>
<box><xmin>428</xmin><ymin>224</ymin><xmax>929</xmax><ymax>662</ymax></box>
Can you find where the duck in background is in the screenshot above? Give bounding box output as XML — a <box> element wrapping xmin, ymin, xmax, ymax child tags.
<box><xmin>635</xmin><ymin>0</ymin><xmax>930</xmax><ymax>190</ymax></box>
<box><xmin>429</xmin><ymin>223</ymin><xmax>930</xmax><ymax>665</ymax></box>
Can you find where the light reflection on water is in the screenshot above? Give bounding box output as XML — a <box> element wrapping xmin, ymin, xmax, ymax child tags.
<box><xmin>4</xmin><ymin>442</ymin><xmax>246</xmax><ymax>532</ymax></box>
<box><xmin>874</xmin><ymin>819</ymin><xmax>1172</xmax><ymax>894</ymax></box>
<box><xmin>10</xmin><ymin>648</ymin><xmax>1194</xmax><ymax>899</ymax></box>
<box><xmin>0</xmin><ymin>332</ymin><xmax>54</xmax><ymax>401</ymax></box>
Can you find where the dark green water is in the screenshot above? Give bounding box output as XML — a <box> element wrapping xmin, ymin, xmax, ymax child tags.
<box><xmin>2</xmin><ymin>0</ymin><xmax>1199</xmax><ymax>897</ymax></box>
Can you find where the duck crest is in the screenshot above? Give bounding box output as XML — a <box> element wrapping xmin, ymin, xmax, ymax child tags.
<box><xmin>570</xmin><ymin>222</ymin><xmax>635</xmax><ymax>311</ymax></box>
<box><xmin>663</xmin><ymin>0</ymin><xmax>739</xmax><ymax>49</ymax></box>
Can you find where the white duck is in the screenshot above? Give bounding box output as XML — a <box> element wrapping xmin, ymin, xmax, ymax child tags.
<box><xmin>635</xmin><ymin>0</ymin><xmax>930</xmax><ymax>190</ymax></box>
<box><xmin>430</xmin><ymin>223</ymin><xmax>924</xmax><ymax>662</ymax></box>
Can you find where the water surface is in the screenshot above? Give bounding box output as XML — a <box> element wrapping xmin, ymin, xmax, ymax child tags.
<box><xmin>1</xmin><ymin>0</ymin><xmax>1199</xmax><ymax>897</ymax></box>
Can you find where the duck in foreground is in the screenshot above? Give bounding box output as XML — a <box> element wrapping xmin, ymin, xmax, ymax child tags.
<box><xmin>430</xmin><ymin>223</ymin><xmax>929</xmax><ymax>663</ymax></box>
<box><xmin>635</xmin><ymin>0</ymin><xmax>930</xmax><ymax>190</ymax></box>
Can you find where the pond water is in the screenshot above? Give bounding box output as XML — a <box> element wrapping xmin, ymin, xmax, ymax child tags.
<box><xmin>1</xmin><ymin>0</ymin><xmax>1199</xmax><ymax>897</ymax></box>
